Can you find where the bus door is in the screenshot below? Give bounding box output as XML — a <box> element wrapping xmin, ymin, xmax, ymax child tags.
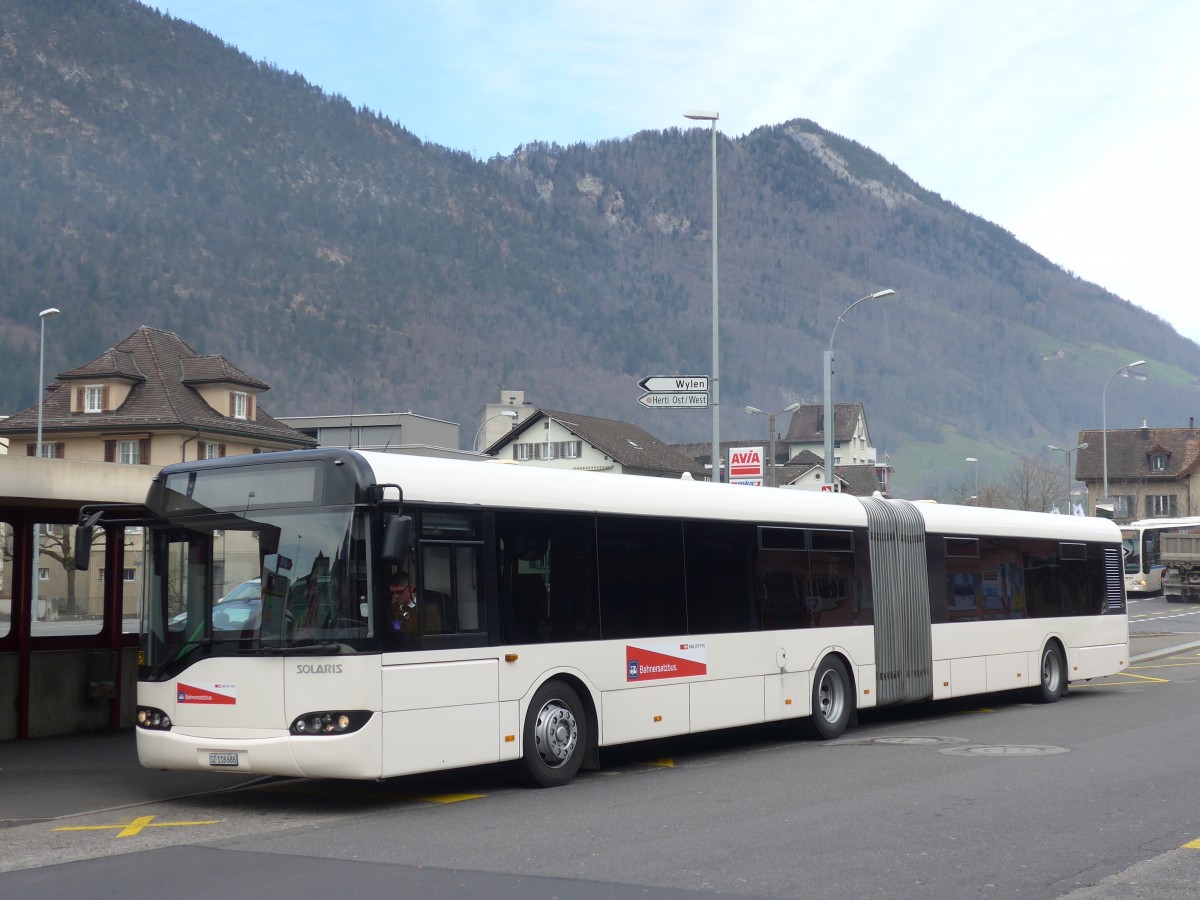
<box><xmin>151</xmin><ymin>526</ymin><xmax>287</xmax><ymax>731</ymax></box>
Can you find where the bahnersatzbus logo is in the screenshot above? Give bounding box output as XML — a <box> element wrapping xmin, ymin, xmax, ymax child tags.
<box><xmin>625</xmin><ymin>641</ymin><xmax>707</xmax><ymax>681</ymax></box>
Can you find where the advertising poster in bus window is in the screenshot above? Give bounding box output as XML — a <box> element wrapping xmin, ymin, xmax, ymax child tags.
<box><xmin>626</xmin><ymin>641</ymin><xmax>707</xmax><ymax>681</ymax></box>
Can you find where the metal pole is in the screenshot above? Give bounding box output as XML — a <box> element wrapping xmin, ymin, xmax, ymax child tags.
<box><xmin>708</xmin><ymin>118</ymin><xmax>720</xmax><ymax>483</ymax></box>
<box><xmin>32</xmin><ymin>307</ymin><xmax>60</xmax><ymax>620</ymax></box>
<box><xmin>685</xmin><ymin>111</ymin><xmax>720</xmax><ymax>481</ymax></box>
<box><xmin>768</xmin><ymin>413</ymin><xmax>777</xmax><ymax>488</ymax></box>
<box><xmin>823</xmin><ymin>349</ymin><xmax>834</xmax><ymax>489</ymax></box>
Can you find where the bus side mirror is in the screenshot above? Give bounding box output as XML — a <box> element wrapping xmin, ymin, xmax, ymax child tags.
<box><xmin>381</xmin><ymin>515</ymin><xmax>413</xmax><ymax>563</ymax></box>
<box><xmin>74</xmin><ymin>525</ymin><xmax>95</xmax><ymax>571</ymax></box>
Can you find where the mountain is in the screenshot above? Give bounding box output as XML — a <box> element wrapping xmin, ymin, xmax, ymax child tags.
<box><xmin>3</xmin><ymin>0</ymin><xmax>1198</xmax><ymax>496</ymax></box>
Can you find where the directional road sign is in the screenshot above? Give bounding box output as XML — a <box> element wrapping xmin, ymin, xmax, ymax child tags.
<box><xmin>638</xmin><ymin>392</ymin><xmax>710</xmax><ymax>409</ymax></box>
<box><xmin>638</xmin><ymin>375</ymin><xmax>710</xmax><ymax>393</ymax></box>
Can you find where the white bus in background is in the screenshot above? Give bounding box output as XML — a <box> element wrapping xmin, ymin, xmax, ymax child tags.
<box><xmin>1120</xmin><ymin>517</ymin><xmax>1200</xmax><ymax>595</ymax></box>
<box><xmin>76</xmin><ymin>450</ymin><xmax>1128</xmax><ymax>788</ymax></box>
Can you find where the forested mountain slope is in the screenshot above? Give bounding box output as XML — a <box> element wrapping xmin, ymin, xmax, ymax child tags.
<box><xmin>2</xmin><ymin>0</ymin><xmax>1197</xmax><ymax>494</ymax></box>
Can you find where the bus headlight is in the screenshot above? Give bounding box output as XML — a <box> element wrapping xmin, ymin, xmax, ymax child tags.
<box><xmin>290</xmin><ymin>710</ymin><xmax>371</xmax><ymax>736</ymax></box>
<box><xmin>136</xmin><ymin>707</ymin><xmax>172</xmax><ymax>730</ymax></box>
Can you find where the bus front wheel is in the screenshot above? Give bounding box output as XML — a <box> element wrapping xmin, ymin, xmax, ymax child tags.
<box><xmin>521</xmin><ymin>679</ymin><xmax>586</xmax><ymax>788</ymax></box>
<box><xmin>802</xmin><ymin>656</ymin><xmax>853</xmax><ymax>740</ymax></box>
<box><xmin>1033</xmin><ymin>642</ymin><xmax>1067</xmax><ymax>703</ymax></box>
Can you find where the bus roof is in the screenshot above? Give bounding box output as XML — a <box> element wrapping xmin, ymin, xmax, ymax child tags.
<box><xmin>350</xmin><ymin>451</ymin><xmax>1121</xmax><ymax>542</ymax></box>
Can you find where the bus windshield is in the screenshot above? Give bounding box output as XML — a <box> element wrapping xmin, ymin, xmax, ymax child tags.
<box><xmin>142</xmin><ymin>504</ymin><xmax>372</xmax><ymax>678</ymax></box>
<box><xmin>1120</xmin><ymin>529</ymin><xmax>1141</xmax><ymax>574</ymax></box>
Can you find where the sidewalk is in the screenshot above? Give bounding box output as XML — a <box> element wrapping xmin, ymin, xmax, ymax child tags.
<box><xmin>1129</xmin><ymin>631</ymin><xmax>1200</xmax><ymax>662</ymax></box>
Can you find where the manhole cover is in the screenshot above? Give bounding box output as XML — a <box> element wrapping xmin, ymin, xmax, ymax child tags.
<box><xmin>826</xmin><ymin>736</ymin><xmax>968</xmax><ymax>747</ymax></box>
<box><xmin>939</xmin><ymin>744</ymin><xmax>1069</xmax><ymax>757</ymax></box>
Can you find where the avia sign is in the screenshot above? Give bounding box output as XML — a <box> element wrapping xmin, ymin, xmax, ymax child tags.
<box><xmin>729</xmin><ymin>446</ymin><xmax>764</xmax><ymax>486</ymax></box>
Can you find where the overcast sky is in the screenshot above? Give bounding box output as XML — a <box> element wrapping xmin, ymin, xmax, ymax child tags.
<box><xmin>156</xmin><ymin>0</ymin><xmax>1200</xmax><ymax>345</ymax></box>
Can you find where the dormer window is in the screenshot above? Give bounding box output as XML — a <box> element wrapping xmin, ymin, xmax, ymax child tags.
<box><xmin>231</xmin><ymin>391</ymin><xmax>249</xmax><ymax>420</ymax></box>
<box><xmin>78</xmin><ymin>384</ymin><xmax>109</xmax><ymax>413</ymax></box>
<box><xmin>1150</xmin><ymin>453</ymin><xmax>1168</xmax><ymax>472</ymax></box>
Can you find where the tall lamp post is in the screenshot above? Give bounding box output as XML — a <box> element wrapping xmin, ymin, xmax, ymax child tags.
<box><xmin>745</xmin><ymin>402</ymin><xmax>800</xmax><ymax>487</ymax></box>
<box><xmin>684</xmin><ymin>110</ymin><xmax>720</xmax><ymax>481</ymax></box>
<box><xmin>474</xmin><ymin>409</ymin><xmax>518</xmax><ymax>453</ymax></box>
<box><xmin>32</xmin><ymin>306</ymin><xmax>60</xmax><ymax>621</ymax></box>
<box><xmin>1102</xmin><ymin>359</ymin><xmax>1146</xmax><ymax>503</ymax></box>
<box><xmin>824</xmin><ymin>289</ymin><xmax>895</xmax><ymax>490</ymax></box>
<box><xmin>1048</xmin><ymin>442</ymin><xmax>1088</xmax><ymax>513</ymax></box>
<box><xmin>965</xmin><ymin>457</ymin><xmax>979</xmax><ymax>504</ymax></box>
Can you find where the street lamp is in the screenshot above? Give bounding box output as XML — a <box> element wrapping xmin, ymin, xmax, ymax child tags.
<box><xmin>32</xmin><ymin>306</ymin><xmax>60</xmax><ymax>622</ymax></box>
<box><xmin>824</xmin><ymin>289</ymin><xmax>895</xmax><ymax>489</ymax></box>
<box><xmin>36</xmin><ymin>307</ymin><xmax>60</xmax><ymax>459</ymax></box>
<box><xmin>1102</xmin><ymin>359</ymin><xmax>1146</xmax><ymax>503</ymax></box>
<box><xmin>474</xmin><ymin>410</ymin><xmax>518</xmax><ymax>452</ymax></box>
<box><xmin>684</xmin><ymin>110</ymin><xmax>720</xmax><ymax>481</ymax></box>
<box><xmin>1048</xmin><ymin>443</ymin><xmax>1088</xmax><ymax>514</ymax></box>
<box><xmin>745</xmin><ymin>402</ymin><xmax>800</xmax><ymax>487</ymax></box>
<box><xmin>965</xmin><ymin>457</ymin><xmax>979</xmax><ymax>504</ymax></box>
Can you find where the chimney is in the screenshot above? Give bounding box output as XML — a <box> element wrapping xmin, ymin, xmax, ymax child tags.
<box><xmin>1140</xmin><ymin>419</ymin><xmax>1150</xmax><ymax>442</ymax></box>
<box><xmin>1191</xmin><ymin>416</ymin><xmax>1195</xmax><ymax>439</ymax></box>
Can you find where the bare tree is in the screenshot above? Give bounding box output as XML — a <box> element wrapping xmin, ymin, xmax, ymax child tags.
<box><xmin>1003</xmin><ymin>455</ymin><xmax>1061</xmax><ymax>513</ymax></box>
<box><xmin>37</xmin><ymin>525</ymin><xmax>79</xmax><ymax>616</ymax></box>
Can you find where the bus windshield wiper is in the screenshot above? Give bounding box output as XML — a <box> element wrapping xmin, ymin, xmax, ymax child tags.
<box><xmin>259</xmin><ymin>641</ymin><xmax>356</xmax><ymax>655</ymax></box>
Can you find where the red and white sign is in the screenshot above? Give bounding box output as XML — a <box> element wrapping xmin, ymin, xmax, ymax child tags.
<box><xmin>626</xmin><ymin>641</ymin><xmax>707</xmax><ymax>681</ymax></box>
<box><xmin>177</xmin><ymin>682</ymin><xmax>237</xmax><ymax>705</ymax></box>
<box><xmin>729</xmin><ymin>446</ymin><xmax>763</xmax><ymax>486</ymax></box>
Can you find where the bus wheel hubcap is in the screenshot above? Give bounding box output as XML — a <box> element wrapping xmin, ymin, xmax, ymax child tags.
<box><xmin>534</xmin><ymin>699</ymin><xmax>578</xmax><ymax>767</ymax></box>
<box><xmin>818</xmin><ymin>673</ymin><xmax>844</xmax><ymax>722</ymax></box>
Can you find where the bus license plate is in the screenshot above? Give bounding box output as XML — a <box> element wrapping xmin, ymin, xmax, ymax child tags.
<box><xmin>209</xmin><ymin>752</ymin><xmax>239</xmax><ymax>767</ymax></box>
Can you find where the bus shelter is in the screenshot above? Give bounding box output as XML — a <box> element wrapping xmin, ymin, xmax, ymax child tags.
<box><xmin>0</xmin><ymin>456</ymin><xmax>152</xmax><ymax>740</ymax></box>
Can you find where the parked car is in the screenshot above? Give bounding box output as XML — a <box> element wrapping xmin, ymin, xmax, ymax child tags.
<box><xmin>170</xmin><ymin>577</ymin><xmax>261</xmax><ymax>630</ymax></box>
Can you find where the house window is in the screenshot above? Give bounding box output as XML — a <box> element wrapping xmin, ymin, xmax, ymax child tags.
<box><xmin>1146</xmin><ymin>495</ymin><xmax>1178</xmax><ymax>517</ymax></box>
<box><xmin>39</xmin><ymin>568</ymin><xmax>49</xmax><ymax>582</ymax></box>
<box><xmin>232</xmin><ymin>391</ymin><xmax>248</xmax><ymax>420</ymax></box>
<box><xmin>123</xmin><ymin>568</ymin><xmax>137</xmax><ymax>582</ymax></box>
<box><xmin>85</xmin><ymin>385</ymin><xmax>104</xmax><ymax>413</ymax></box>
<box><xmin>1112</xmin><ymin>496</ymin><xmax>1136</xmax><ymax>518</ymax></box>
<box><xmin>1150</xmin><ymin>453</ymin><xmax>1167</xmax><ymax>472</ymax></box>
<box><xmin>117</xmin><ymin>440</ymin><xmax>140</xmax><ymax>465</ymax></box>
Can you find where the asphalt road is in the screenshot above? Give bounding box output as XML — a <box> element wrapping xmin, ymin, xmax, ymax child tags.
<box><xmin>3</xmin><ymin>634</ymin><xmax>1200</xmax><ymax>899</ymax></box>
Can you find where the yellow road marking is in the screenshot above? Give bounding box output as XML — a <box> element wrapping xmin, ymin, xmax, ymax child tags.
<box><xmin>644</xmin><ymin>757</ymin><xmax>675</xmax><ymax>768</ymax></box>
<box><xmin>52</xmin><ymin>815</ymin><xmax>222</xmax><ymax>838</ymax></box>
<box><xmin>1183</xmin><ymin>838</ymin><xmax>1200</xmax><ymax>850</ymax></box>
<box><xmin>413</xmin><ymin>793</ymin><xmax>485</xmax><ymax>804</ymax></box>
<box><xmin>1074</xmin><ymin>671</ymin><xmax>1170</xmax><ymax>687</ymax></box>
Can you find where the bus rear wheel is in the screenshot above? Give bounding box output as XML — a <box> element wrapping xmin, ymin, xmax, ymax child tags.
<box><xmin>1033</xmin><ymin>642</ymin><xmax>1067</xmax><ymax>703</ymax></box>
<box><xmin>521</xmin><ymin>679</ymin><xmax>586</xmax><ymax>788</ymax></box>
<box><xmin>802</xmin><ymin>656</ymin><xmax>853</xmax><ymax>740</ymax></box>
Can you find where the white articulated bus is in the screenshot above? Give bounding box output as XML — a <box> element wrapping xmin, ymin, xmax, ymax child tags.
<box><xmin>1120</xmin><ymin>517</ymin><xmax>1200</xmax><ymax>595</ymax></box>
<box><xmin>76</xmin><ymin>449</ymin><xmax>1128</xmax><ymax>788</ymax></box>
